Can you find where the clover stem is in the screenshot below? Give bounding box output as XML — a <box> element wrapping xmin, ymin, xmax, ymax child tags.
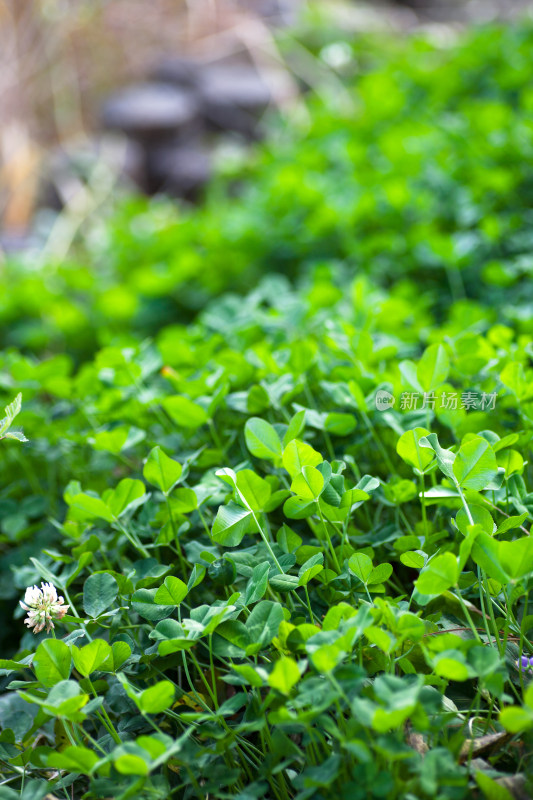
<box><xmin>88</xmin><ymin>677</ymin><xmax>121</xmax><ymax>743</ymax></box>
<box><xmin>398</xmin><ymin>507</ymin><xmax>416</xmax><ymax>536</ymax></box>
<box><xmin>317</xmin><ymin>506</ymin><xmax>341</xmax><ymax>573</ymax></box>
<box><xmin>419</xmin><ymin>474</ymin><xmax>428</xmax><ymax>535</ymax></box>
<box><xmin>477</xmin><ymin>567</ymin><xmax>494</xmax><ymax>647</ymax></box>
<box><xmin>361</xmin><ymin>410</ymin><xmax>396</xmax><ymax>475</ymax></box>
<box><xmin>165</xmin><ymin>495</ymin><xmax>187</xmax><ymax>577</ymax></box>
<box><xmin>62</xmin><ymin>585</ymin><xmax>93</xmax><ymax>642</ymax></box>
<box><xmin>456</xmin><ymin>483</ymin><xmax>474</xmax><ymax>526</ymax></box>
<box><xmin>454</xmin><ymin>591</ymin><xmax>482</xmax><ymax>643</ymax></box>
<box><xmin>302</xmin><ymin>379</ymin><xmax>335</xmax><ymax>461</ymax></box>
<box><xmin>83</xmin><ymin>726</ymin><xmax>108</xmax><ymax>755</ymax></box>
<box><xmin>208</xmin><ymin>634</ymin><xmax>219</xmax><ymax>710</ymax></box>
<box><xmin>196</xmin><ymin>503</ymin><xmax>212</xmax><ymax>537</ymax></box>
<box><xmin>208</xmin><ymin>419</ymin><xmax>226</xmax><ymax>457</ymax></box>
<box><xmin>483</xmin><ymin>575</ymin><xmax>504</xmax><ymax>656</ymax></box>
<box><xmin>304</xmin><ymin>585</ymin><xmax>314</xmax><ymax>623</ymax></box>
<box><xmin>250</xmin><ymin>509</ymin><xmax>283</xmax><ymax>573</ymax></box>
<box><xmin>189</xmin><ymin>649</ymin><xmax>218</xmax><ymax>708</ymax></box>
<box><xmin>95</xmin><ymin>710</ymin><xmax>121</xmax><ymax>744</ymax></box>
<box><xmin>502</xmin><ymin>586</ymin><xmax>514</xmax><ymax>655</ymax></box>
<box><xmin>141</xmin><ymin>710</ymin><xmax>165</xmax><ymax>736</ymax></box>
<box><xmin>180</xmin><ymin>650</ymin><xmax>212</xmax><ymax>713</ymax></box>
<box><xmin>64</xmin><ymin>720</ymin><xmax>79</xmax><ymax>748</ymax></box>
<box><xmin>116</xmin><ymin>519</ymin><xmax>149</xmax><ymax>558</ymax></box>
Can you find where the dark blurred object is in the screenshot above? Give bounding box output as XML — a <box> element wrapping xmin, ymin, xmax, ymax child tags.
<box><xmin>101</xmin><ymin>59</ymin><xmax>272</xmax><ymax>198</ymax></box>
<box><xmin>389</xmin><ymin>0</ymin><xmax>434</xmax><ymax>6</ymax></box>
<box><xmin>236</xmin><ymin>0</ymin><xmax>298</xmax><ymax>25</ymax></box>
<box><xmin>152</xmin><ymin>58</ymin><xmax>202</xmax><ymax>91</ymax></box>
<box><xmin>383</xmin><ymin>0</ymin><xmax>463</xmax><ymax>15</ymax></box>
<box><xmin>146</xmin><ymin>143</ymin><xmax>211</xmax><ymax>199</ymax></box>
<box><xmin>102</xmin><ymin>83</ymin><xmax>199</xmax><ymax>142</ymax></box>
<box><xmin>200</xmin><ymin>65</ymin><xmax>271</xmax><ymax>138</ymax></box>
<box><xmin>154</xmin><ymin>59</ymin><xmax>272</xmax><ymax>138</ymax></box>
<box><xmin>383</xmin><ymin>0</ymin><xmax>533</xmax><ymax>23</ymax></box>
<box><xmin>101</xmin><ymin>82</ymin><xmax>209</xmax><ymax>196</ymax></box>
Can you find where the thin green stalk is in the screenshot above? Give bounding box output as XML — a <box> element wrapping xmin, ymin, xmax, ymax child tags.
<box><xmin>361</xmin><ymin>410</ymin><xmax>396</xmax><ymax>476</ymax></box>
<box><xmin>457</xmin><ymin>485</ymin><xmax>474</xmax><ymax>526</ymax></box>
<box><xmin>302</xmin><ymin>379</ymin><xmax>335</xmax><ymax>461</ymax></box>
<box><xmin>62</xmin><ymin>585</ymin><xmax>93</xmax><ymax>642</ymax></box>
<box><xmin>502</xmin><ymin>586</ymin><xmax>514</xmax><ymax>655</ymax></box>
<box><xmin>208</xmin><ymin>419</ymin><xmax>227</xmax><ymax>457</ymax></box>
<box><xmin>180</xmin><ymin>650</ymin><xmax>212</xmax><ymax>713</ymax></box>
<box><xmin>419</xmin><ymin>474</ymin><xmax>428</xmax><ymax>536</ymax></box>
<box><xmin>304</xmin><ymin>585</ymin><xmax>315</xmax><ymax>622</ymax></box>
<box><xmin>64</xmin><ymin>720</ymin><xmax>79</xmax><ymax>747</ymax></box>
<box><xmin>81</xmin><ymin>726</ymin><xmax>108</xmax><ymax>756</ymax></box>
<box><xmin>189</xmin><ymin>650</ymin><xmax>218</xmax><ymax>707</ymax></box>
<box><xmin>208</xmin><ymin>634</ymin><xmax>219</xmax><ymax>710</ymax></box>
<box><xmin>317</xmin><ymin>506</ymin><xmax>341</xmax><ymax>572</ymax></box>
<box><xmin>454</xmin><ymin>591</ymin><xmax>482</xmax><ymax>643</ymax></box>
<box><xmin>141</xmin><ymin>711</ymin><xmax>165</xmax><ymax>736</ymax></box>
<box><xmin>196</xmin><ymin>503</ymin><xmax>213</xmax><ymax>538</ymax></box>
<box><xmin>484</xmin><ymin>576</ymin><xmax>504</xmax><ymax>655</ymax></box>
<box><xmin>261</xmin><ymin>726</ymin><xmax>292</xmax><ymax>800</ymax></box>
<box><xmin>398</xmin><ymin>507</ymin><xmax>416</xmax><ymax>536</ymax></box>
<box><xmin>477</xmin><ymin>568</ymin><xmax>495</xmax><ymax>647</ymax></box>
<box><xmin>165</xmin><ymin>495</ymin><xmax>187</xmax><ymax>576</ymax></box>
<box><xmin>250</xmin><ymin>509</ymin><xmax>284</xmax><ymax>572</ymax></box>
<box><xmin>116</xmin><ymin>519</ymin><xmax>149</xmax><ymax>558</ymax></box>
<box><xmin>88</xmin><ymin>678</ymin><xmax>121</xmax><ymax>744</ymax></box>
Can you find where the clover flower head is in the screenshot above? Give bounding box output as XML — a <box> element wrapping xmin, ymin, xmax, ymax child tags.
<box><xmin>19</xmin><ymin>582</ymin><xmax>69</xmax><ymax>634</ymax></box>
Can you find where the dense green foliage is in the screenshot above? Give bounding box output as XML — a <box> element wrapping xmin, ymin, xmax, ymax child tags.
<box><xmin>1</xmin><ymin>18</ymin><xmax>533</xmax><ymax>800</ymax></box>
<box><xmin>4</xmin><ymin>23</ymin><xmax>533</xmax><ymax>353</ymax></box>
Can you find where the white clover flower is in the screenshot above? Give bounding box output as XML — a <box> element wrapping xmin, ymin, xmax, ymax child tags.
<box><xmin>41</xmin><ymin>582</ymin><xmax>58</xmax><ymax>604</ymax></box>
<box><xmin>20</xmin><ymin>582</ymin><xmax>69</xmax><ymax>634</ymax></box>
<box><xmin>22</xmin><ymin>585</ymin><xmax>42</xmax><ymax>607</ymax></box>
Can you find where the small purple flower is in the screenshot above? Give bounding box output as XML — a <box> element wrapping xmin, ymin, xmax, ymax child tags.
<box><xmin>515</xmin><ymin>655</ymin><xmax>533</xmax><ymax>672</ymax></box>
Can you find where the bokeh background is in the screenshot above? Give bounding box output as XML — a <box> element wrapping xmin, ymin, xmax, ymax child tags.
<box><xmin>2</xmin><ymin>0</ymin><xmax>533</xmax><ymax>249</ymax></box>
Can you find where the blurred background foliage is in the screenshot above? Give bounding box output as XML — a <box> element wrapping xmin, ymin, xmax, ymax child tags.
<box><xmin>0</xmin><ymin>0</ymin><xmax>298</xmax><ymax>233</ymax></box>
<box><xmin>1</xmin><ymin>2</ymin><xmax>533</xmax><ymax>358</ymax></box>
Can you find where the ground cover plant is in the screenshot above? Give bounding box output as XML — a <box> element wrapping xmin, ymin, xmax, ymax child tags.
<box><xmin>0</xmin><ymin>12</ymin><xmax>533</xmax><ymax>800</ymax></box>
<box><xmin>3</xmin><ymin>22</ymin><xmax>533</xmax><ymax>353</ymax></box>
